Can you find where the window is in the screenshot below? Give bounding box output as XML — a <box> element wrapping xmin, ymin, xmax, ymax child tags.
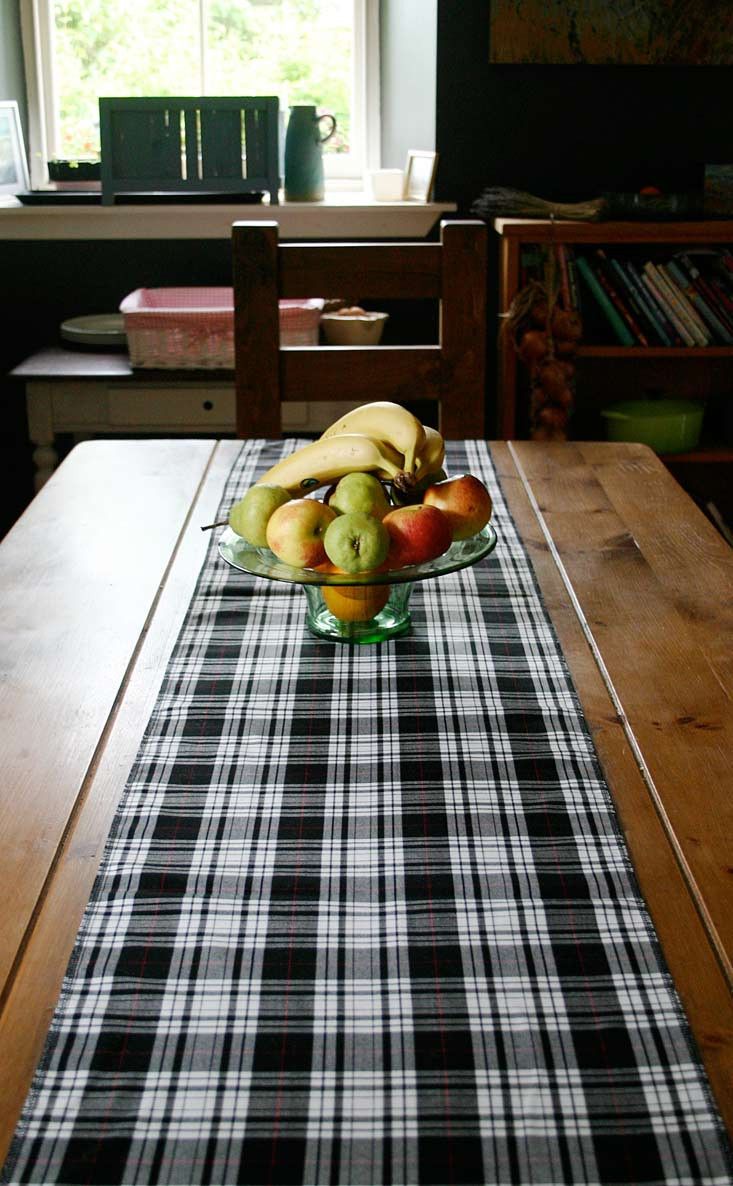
<box><xmin>20</xmin><ymin>0</ymin><xmax>379</xmax><ymax>189</ymax></box>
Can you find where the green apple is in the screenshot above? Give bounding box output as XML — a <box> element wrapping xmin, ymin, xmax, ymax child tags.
<box><xmin>228</xmin><ymin>484</ymin><xmax>291</xmax><ymax>547</ymax></box>
<box><xmin>329</xmin><ymin>471</ymin><xmax>391</xmax><ymax>519</ymax></box>
<box><xmin>323</xmin><ymin>511</ymin><xmax>390</xmax><ymax>574</ymax></box>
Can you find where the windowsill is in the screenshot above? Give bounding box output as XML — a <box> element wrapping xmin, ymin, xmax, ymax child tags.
<box><xmin>0</xmin><ymin>192</ymin><xmax>456</xmax><ymax>240</ymax></box>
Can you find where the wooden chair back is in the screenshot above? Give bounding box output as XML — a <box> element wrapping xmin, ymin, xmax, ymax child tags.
<box><xmin>231</xmin><ymin>218</ymin><xmax>488</xmax><ymax>438</ymax></box>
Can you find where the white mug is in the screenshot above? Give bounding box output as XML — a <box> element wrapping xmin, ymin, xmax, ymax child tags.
<box><xmin>368</xmin><ymin>169</ymin><xmax>404</xmax><ymax>201</ymax></box>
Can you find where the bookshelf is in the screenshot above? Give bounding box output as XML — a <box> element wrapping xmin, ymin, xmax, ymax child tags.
<box><xmin>494</xmin><ymin>219</ymin><xmax>733</xmax><ymax>465</ymax></box>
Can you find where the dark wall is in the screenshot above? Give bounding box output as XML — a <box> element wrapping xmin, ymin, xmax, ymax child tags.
<box><xmin>435</xmin><ymin>0</ymin><xmax>733</xmax><ymax>213</ymax></box>
<box><xmin>2</xmin><ymin>239</ymin><xmax>233</xmax><ymax>367</ymax></box>
<box><xmin>435</xmin><ymin>0</ymin><xmax>733</xmax><ymax>445</ymax></box>
<box><xmin>0</xmin><ymin>239</ymin><xmax>236</xmax><ymax>537</ymax></box>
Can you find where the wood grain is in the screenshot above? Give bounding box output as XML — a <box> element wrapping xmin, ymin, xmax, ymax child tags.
<box><xmin>439</xmin><ymin>219</ymin><xmax>488</xmax><ymax>438</ymax></box>
<box><xmin>232</xmin><ymin>219</ymin><xmax>488</xmax><ymax>440</ymax></box>
<box><xmin>280</xmin><ymin>345</ymin><xmax>441</xmax><ymax>404</ymax></box>
<box><xmin>493</xmin><ymin>440</ymin><xmax>733</xmax><ymax>1133</ymax></box>
<box><xmin>279</xmin><ymin>242</ymin><xmax>443</xmax><ymax>300</ymax></box>
<box><xmin>0</xmin><ymin>440</ymin><xmax>217</xmax><ymax>1001</ymax></box>
<box><xmin>495</xmin><ymin>218</ymin><xmax>733</xmax><ymax>247</ymax></box>
<box><xmin>511</xmin><ymin>440</ymin><xmax>733</xmax><ymax>971</ymax></box>
<box><xmin>232</xmin><ymin>220</ymin><xmax>281</xmax><ymax>437</ymax></box>
<box><xmin>0</xmin><ymin>441</ymin><xmax>240</xmax><ymax>1165</ymax></box>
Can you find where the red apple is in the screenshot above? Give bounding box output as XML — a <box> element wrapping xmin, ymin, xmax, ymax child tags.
<box><xmin>265</xmin><ymin>498</ymin><xmax>337</xmax><ymax>568</ymax></box>
<box><xmin>382</xmin><ymin>504</ymin><xmax>453</xmax><ymax>569</ymax></box>
<box><xmin>422</xmin><ymin>474</ymin><xmax>492</xmax><ymax>541</ymax></box>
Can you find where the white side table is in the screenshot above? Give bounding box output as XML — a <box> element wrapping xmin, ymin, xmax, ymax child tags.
<box><xmin>11</xmin><ymin>348</ymin><xmax>354</xmax><ymax>490</ymax></box>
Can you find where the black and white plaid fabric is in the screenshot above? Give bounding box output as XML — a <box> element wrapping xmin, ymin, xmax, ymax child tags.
<box><xmin>3</xmin><ymin>440</ymin><xmax>731</xmax><ymax>1186</ymax></box>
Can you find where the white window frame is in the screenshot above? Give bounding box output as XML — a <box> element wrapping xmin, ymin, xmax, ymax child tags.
<box><xmin>20</xmin><ymin>0</ymin><xmax>380</xmax><ymax>192</ymax></box>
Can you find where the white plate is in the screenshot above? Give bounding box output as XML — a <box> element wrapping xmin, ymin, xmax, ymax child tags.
<box><xmin>60</xmin><ymin>314</ymin><xmax>127</xmax><ymax>347</ymax></box>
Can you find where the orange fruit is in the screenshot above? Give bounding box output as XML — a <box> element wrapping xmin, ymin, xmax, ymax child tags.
<box><xmin>322</xmin><ymin>583</ymin><xmax>390</xmax><ymax>622</ymax></box>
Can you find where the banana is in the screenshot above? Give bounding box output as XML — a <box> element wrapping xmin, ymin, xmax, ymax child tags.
<box><xmin>255</xmin><ymin>433</ymin><xmax>405</xmax><ymax>495</ymax></box>
<box><xmin>320</xmin><ymin>401</ymin><xmax>426</xmax><ymax>474</ymax></box>
<box><xmin>415</xmin><ymin>425</ymin><xmax>446</xmax><ymax>475</ymax></box>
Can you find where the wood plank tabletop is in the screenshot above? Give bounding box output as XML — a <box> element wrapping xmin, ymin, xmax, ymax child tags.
<box><xmin>493</xmin><ymin>440</ymin><xmax>733</xmax><ymax>1137</ymax></box>
<box><xmin>0</xmin><ymin>437</ymin><xmax>730</xmax><ymax>1163</ymax></box>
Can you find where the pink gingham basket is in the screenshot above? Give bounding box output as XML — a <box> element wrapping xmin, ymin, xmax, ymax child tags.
<box><xmin>120</xmin><ymin>288</ymin><xmax>324</xmax><ymax>369</ymax></box>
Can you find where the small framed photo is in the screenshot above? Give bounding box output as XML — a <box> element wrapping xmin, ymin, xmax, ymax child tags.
<box><xmin>404</xmin><ymin>150</ymin><xmax>438</xmax><ymax>202</ymax></box>
<box><xmin>0</xmin><ymin>101</ymin><xmax>29</xmax><ymax>195</ymax></box>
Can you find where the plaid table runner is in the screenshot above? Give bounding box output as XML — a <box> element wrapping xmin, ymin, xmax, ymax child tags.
<box><xmin>3</xmin><ymin>440</ymin><xmax>731</xmax><ymax>1186</ymax></box>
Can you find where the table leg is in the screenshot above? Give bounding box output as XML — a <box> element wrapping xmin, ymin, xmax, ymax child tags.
<box><xmin>25</xmin><ymin>386</ymin><xmax>59</xmax><ymax>491</ymax></box>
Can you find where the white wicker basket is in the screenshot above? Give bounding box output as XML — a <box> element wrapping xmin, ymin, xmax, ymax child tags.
<box><xmin>120</xmin><ymin>287</ymin><xmax>324</xmax><ymax>369</ymax></box>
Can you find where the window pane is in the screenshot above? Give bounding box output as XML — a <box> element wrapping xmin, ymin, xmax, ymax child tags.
<box><xmin>206</xmin><ymin>1</ymin><xmax>353</xmax><ymax>155</ymax></box>
<box><xmin>52</xmin><ymin>0</ymin><xmax>354</xmax><ymax>160</ymax></box>
<box><xmin>53</xmin><ymin>1</ymin><xmax>199</xmax><ymax>158</ymax></box>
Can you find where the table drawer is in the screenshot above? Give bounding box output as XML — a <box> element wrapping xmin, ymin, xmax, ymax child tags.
<box><xmin>108</xmin><ymin>384</ymin><xmax>235</xmax><ymax>428</ymax></box>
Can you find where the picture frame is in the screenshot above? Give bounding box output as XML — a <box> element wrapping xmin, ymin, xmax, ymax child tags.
<box><xmin>404</xmin><ymin>150</ymin><xmax>438</xmax><ymax>202</ymax></box>
<box><xmin>0</xmin><ymin>101</ymin><xmax>29</xmax><ymax>195</ymax></box>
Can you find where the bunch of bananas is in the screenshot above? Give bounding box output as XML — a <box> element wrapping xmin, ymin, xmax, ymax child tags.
<box><xmin>256</xmin><ymin>402</ymin><xmax>446</xmax><ymax>497</ymax></box>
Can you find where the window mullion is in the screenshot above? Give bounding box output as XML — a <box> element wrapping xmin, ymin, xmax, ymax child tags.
<box><xmin>363</xmin><ymin>0</ymin><xmax>380</xmax><ymax>172</ymax></box>
<box><xmin>19</xmin><ymin>0</ymin><xmax>55</xmax><ymax>185</ymax></box>
<box><xmin>323</xmin><ymin>0</ymin><xmax>379</xmax><ymax>185</ymax></box>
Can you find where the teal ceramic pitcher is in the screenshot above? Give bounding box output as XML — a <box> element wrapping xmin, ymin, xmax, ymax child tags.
<box><xmin>284</xmin><ymin>105</ymin><xmax>336</xmax><ymax>201</ymax></box>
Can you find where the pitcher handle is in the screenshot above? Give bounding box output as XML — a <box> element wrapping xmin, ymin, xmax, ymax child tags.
<box><xmin>317</xmin><ymin>113</ymin><xmax>337</xmax><ymax>144</ymax></box>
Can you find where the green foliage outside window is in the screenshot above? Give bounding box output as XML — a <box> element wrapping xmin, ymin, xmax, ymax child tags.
<box><xmin>53</xmin><ymin>0</ymin><xmax>352</xmax><ymax>159</ymax></box>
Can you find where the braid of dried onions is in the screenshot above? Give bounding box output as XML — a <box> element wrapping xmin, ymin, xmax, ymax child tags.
<box><xmin>500</xmin><ymin>267</ymin><xmax>582</xmax><ymax>441</ymax></box>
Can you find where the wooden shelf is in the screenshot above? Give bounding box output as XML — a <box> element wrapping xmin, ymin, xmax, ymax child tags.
<box><xmin>494</xmin><ymin>218</ymin><xmax>733</xmax><ymax>246</ymax></box>
<box><xmin>494</xmin><ymin>219</ymin><xmax>733</xmax><ymax>467</ymax></box>
<box><xmin>663</xmin><ymin>447</ymin><xmax>733</xmax><ymax>464</ymax></box>
<box><xmin>577</xmin><ymin>345</ymin><xmax>733</xmax><ymax>359</ymax></box>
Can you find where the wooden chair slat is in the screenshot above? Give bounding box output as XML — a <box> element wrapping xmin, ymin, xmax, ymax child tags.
<box><xmin>232</xmin><ymin>219</ymin><xmax>488</xmax><ymax>440</ymax></box>
<box><xmin>280</xmin><ymin>346</ymin><xmax>441</xmax><ymax>403</ymax></box>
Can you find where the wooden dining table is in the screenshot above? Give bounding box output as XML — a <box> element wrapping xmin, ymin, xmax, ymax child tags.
<box><xmin>0</xmin><ymin>436</ymin><xmax>731</xmax><ymax>1184</ymax></box>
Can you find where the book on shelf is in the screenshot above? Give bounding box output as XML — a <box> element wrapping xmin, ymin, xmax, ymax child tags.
<box><xmin>592</xmin><ymin>249</ymin><xmax>650</xmax><ymax>345</ymax></box>
<box><xmin>600</xmin><ymin>249</ymin><xmax>670</xmax><ymax>345</ymax></box>
<box><xmin>640</xmin><ymin>264</ymin><xmax>697</xmax><ymax>346</ymax></box>
<box><xmin>656</xmin><ymin>262</ymin><xmax>711</xmax><ymax>344</ymax></box>
<box><xmin>574</xmin><ymin>254</ymin><xmax>636</xmax><ymax>346</ymax></box>
<box><xmin>519</xmin><ymin>242</ymin><xmax>733</xmax><ymax>349</ymax></box>
<box><xmin>709</xmin><ymin>253</ymin><xmax>733</xmax><ymax>315</ymax></box>
<box><xmin>626</xmin><ymin>259</ymin><xmax>683</xmax><ymax>345</ymax></box>
<box><xmin>643</xmin><ymin>261</ymin><xmax>709</xmax><ymax>346</ymax></box>
<box><xmin>668</xmin><ymin>257</ymin><xmax>733</xmax><ymax>344</ymax></box>
<box><xmin>677</xmin><ymin>253</ymin><xmax>733</xmax><ymax>337</ymax></box>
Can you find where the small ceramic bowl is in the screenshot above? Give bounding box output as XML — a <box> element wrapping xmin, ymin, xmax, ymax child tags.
<box><xmin>321</xmin><ymin>311</ymin><xmax>389</xmax><ymax>346</ymax></box>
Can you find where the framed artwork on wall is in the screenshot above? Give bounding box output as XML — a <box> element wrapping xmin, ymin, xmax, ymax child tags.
<box><xmin>404</xmin><ymin>151</ymin><xmax>438</xmax><ymax>202</ymax></box>
<box><xmin>0</xmin><ymin>101</ymin><xmax>30</xmax><ymax>195</ymax></box>
<box><xmin>488</xmin><ymin>0</ymin><xmax>733</xmax><ymax>65</ymax></box>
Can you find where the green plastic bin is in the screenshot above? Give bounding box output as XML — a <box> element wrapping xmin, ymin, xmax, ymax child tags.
<box><xmin>601</xmin><ymin>399</ymin><xmax>704</xmax><ymax>454</ymax></box>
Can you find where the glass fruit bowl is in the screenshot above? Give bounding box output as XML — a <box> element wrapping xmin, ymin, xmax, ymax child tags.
<box><xmin>218</xmin><ymin>523</ymin><xmax>498</xmax><ymax>644</ymax></box>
